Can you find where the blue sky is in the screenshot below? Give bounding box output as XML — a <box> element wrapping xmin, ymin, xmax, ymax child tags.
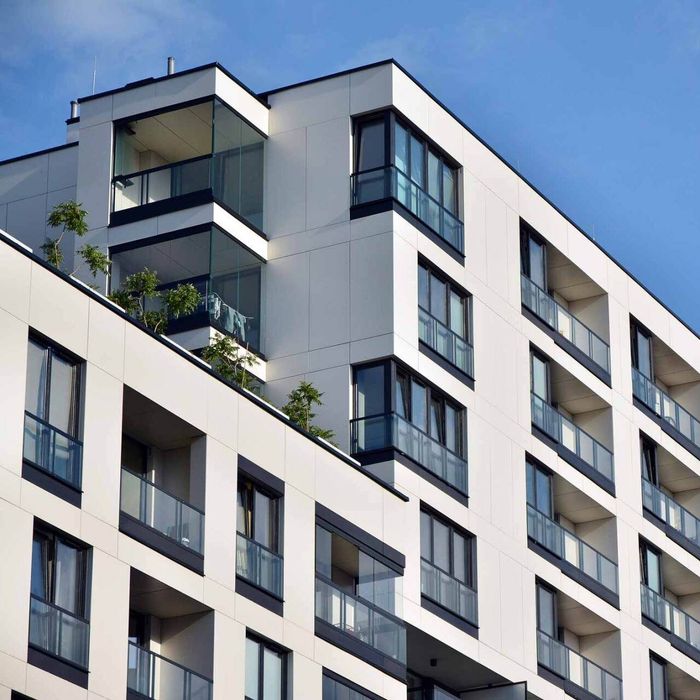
<box><xmin>1</xmin><ymin>0</ymin><xmax>698</xmax><ymax>332</ymax></box>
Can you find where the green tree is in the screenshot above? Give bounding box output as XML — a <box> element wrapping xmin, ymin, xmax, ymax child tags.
<box><xmin>43</xmin><ymin>201</ymin><xmax>110</xmax><ymax>278</ymax></box>
<box><xmin>201</xmin><ymin>333</ymin><xmax>259</xmax><ymax>390</ymax></box>
<box><xmin>281</xmin><ymin>380</ymin><xmax>335</xmax><ymax>442</ymax></box>
<box><xmin>108</xmin><ymin>268</ymin><xmax>201</xmax><ymax>335</ymax></box>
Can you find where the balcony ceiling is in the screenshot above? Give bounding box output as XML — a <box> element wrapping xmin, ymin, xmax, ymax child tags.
<box><xmin>129</xmin><ymin>569</ymin><xmax>209</xmax><ymax>618</ymax></box>
<box><xmin>662</xmin><ymin>554</ymin><xmax>700</xmax><ymax>597</ymax></box>
<box><xmin>554</xmin><ymin>474</ymin><xmax>612</xmax><ymax>523</ymax></box>
<box><xmin>547</xmin><ymin>248</ymin><xmax>605</xmax><ymax>302</ymax></box>
<box><xmin>550</xmin><ymin>363</ymin><xmax>608</xmax><ymax>414</ymax></box>
<box><xmin>557</xmin><ymin>590</ymin><xmax>616</xmax><ymax>636</ymax></box>
<box><xmin>668</xmin><ymin>663</ymin><xmax>700</xmax><ymax>700</ymax></box>
<box><xmin>658</xmin><ymin>444</ymin><xmax>700</xmax><ymax>493</ymax></box>
<box><xmin>653</xmin><ymin>336</ymin><xmax>700</xmax><ymax>388</ymax></box>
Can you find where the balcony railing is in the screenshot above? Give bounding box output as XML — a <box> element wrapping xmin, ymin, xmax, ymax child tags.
<box><xmin>641</xmin><ymin>583</ymin><xmax>700</xmax><ymax>652</ymax></box>
<box><xmin>527</xmin><ymin>505</ymin><xmax>618</xmax><ymax>594</ymax></box>
<box><xmin>632</xmin><ymin>368</ymin><xmax>700</xmax><ymax>450</ymax></box>
<box><xmin>537</xmin><ymin>630</ymin><xmax>622</xmax><ymax>700</ymax></box>
<box><xmin>127</xmin><ymin>641</ymin><xmax>212</xmax><ymax>700</ymax></box>
<box><xmin>29</xmin><ymin>595</ymin><xmax>89</xmax><ymax>669</ymax></box>
<box><xmin>120</xmin><ymin>468</ymin><xmax>204</xmax><ymax>555</ymax></box>
<box><xmin>531</xmin><ymin>393</ymin><xmax>614</xmax><ymax>483</ymax></box>
<box><xmin>408</xmin><ymin>686</ymin><xmax>460</xmax><ymax>700</ymax></box>
<box><xmin>236</xmin><ymin>532</ymin><xmax>283</xmax><ymax>598</ymax></box>
<box><xmin>521</xmin><ymin>275</ymin><xmax>610</xmax><ymax>373</ymax></box>
<box><xmin>418</xmin><ymin>307</ymin><xmax>474</xmax><ymax>377</ymax></box>
<box><xmin>420</xmin><ymin>558</ymin><xmax>478</xmax><ymax>624</ymax></box>
<box><xmin>351</xmin><ymin>165</ymin><xmax>464</xmax><ymax>253</ymax></box>
<box><xmin>642</xmin><ymin>478</ymin><xmax>700</xmax><ymax>552</ymax></box>
<box><xmin>350</xmin><ymin>413</ymin><xmax>468</xmax><ymax>494</ymax></box>
<box><xmin>23</xmin><ymin>411</ymin><xmax>82</xmax><ymax>489</ymax></box>
<box><xmin>315</xmin><ymin>576</ymin><xmax>406</xmax><ymax>664</ymax></box>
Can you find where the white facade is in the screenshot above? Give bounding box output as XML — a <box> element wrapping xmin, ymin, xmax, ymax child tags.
<box><xmin>0</xmin><ymin>59</ymin><xmax>699</xmax><ymax>700</ymax></box>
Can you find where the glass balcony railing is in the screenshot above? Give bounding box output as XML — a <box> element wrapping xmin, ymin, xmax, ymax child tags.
<box><xmin>29</xmin><ymin>595</ymin><xmax>89</xmax><ymax>669</ymax></box>
<box><xmin>315</xmin><ymin>576</ymin><xmax>406</xmax><ymax>664</ymax></box>
<box><xmin>23</xmin><ymin>411</ymin><xmax>82</xmax><ymax>489</ymax></box>
<box><xmin>642</xmin><ymin>478</ymin><xmax>700</xmax><ymax>551</ymax></box>
<box><xmin>418</xmin><ymin>307</ymin><xmax>474</xmax><ymax>377</ymax></box>
<box><xmin>531</xmin><ymin>393</ymin><xmax>614</xmax><ymax>483</ymax></box>
<box><xmin>527</xmin><ymin>505</ymin><xmax>618</xmax><ymax>594</ymax></box>
<box><xmin>351</xmin><ymin>165</ymin><xmax>464</xmax><ymax>253</ymax></box>
<box><xmin>236</xmin><ymin>532</ymin><xmax>283</xmax><ymax>598</ymax></box>
<box><xmin>641</xmin><ymin>583</ymin><xmax>700</xmax><ymax>652</ymax></box>
<box><xmin>350</xmin><ymin>413</ymin><xmax>468</xmax><ymax>494</ymax></box>
<box><xmin>420</xmin><ymin>558</ymin><xmax>478</xmax><ymax>624</ymax></box>
<box><xmin>120</xmin><ymin>468</ymin><xmax>204</xmax><ymax>555</ymax></box>
<box><xmin>521</xmin><ymin>275</ymin><xmax>610</xmax><ymax>373</ymax></box>
<box><xmin>537</xmin><ymin>630</ymin><xmax>622</xmax><ymax>700</ymax></box>
<box><xmin>632</xmin><ymin>368</ymin><xmax>700</xmax><ymax>450</ymax></box>
<box><xmin>127</xmin><ymin>641</ymin><xmax>212</xmax><ymax>700</ymax></box>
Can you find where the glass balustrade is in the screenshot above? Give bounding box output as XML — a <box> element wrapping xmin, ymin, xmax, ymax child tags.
<box><xmin>29</xmin><ymin>595</ymin><xmax>89</xmax><ymax>669</ymax></box>
<box><xmin>127</xmin><ymin>641</ymin><xmax>212</xmax><ymax>700</ymax></box>
<box><xmin>120</xmin><ymin>468</ymin><xmax>204</xmax><ymax>555</ymax></box>
<box><xmin>23</xmin><ymin>411</ymin><xmax>82</xmax><ymax>489</ymax></box>
<box><xmin>351</xmin><ymin>165</ymin><xmax>464</xmax><ymax>253</ymax></box>
<box><xmin>315</xmin><ymin>577</ymin><xmax>406</xmax><ymax>664</ymax></box>
<box><xmin>235</xmin><ymin>532</ymin><xmax>283</xmax><ymax>598</ymax></box>
<box><xmin>420</xmin><ymin>558</ymin><xmax>478</xmax><ymax>624</ymax></box>
<box><xmin>537</xmin><ymin>630</ymin><xmax>622</xmax><ymax>700</ymax></box>
<box><xmin>527</xmin><ymin>505</ymin><xmax>618</xmax><ymax>594</ymax></box>
<box><xmin>521</xmin><ymin>275</ymin><xmax>609</xmax><ymax>373</ymax></box>
<box><xmin>350</xmin><ymin>413</ymin><xmax>468</xmax><ymax>494</ymax></box>
<box><xmin>531</xmin><ymin>393</ymin><xmax>614</xmax><ymax>483</ymax></box>
<box><xmin>632</xmin><ymin>368</ymin><xmax>700</xmax><ymax>450</ymax></box>
<box><xmin>641</xmin><ymin>583</ymin><xmax>700</xmax><ymax>652</ymax></box>
<box><xmin>642</xmin><ymin>478</ymin><xmax>700</xmax><ymax>551</ymax></box>
<box><xmin>418</xmin><ymin>307</ymin><xmax>474</xmax><ymax>377</ymax></box>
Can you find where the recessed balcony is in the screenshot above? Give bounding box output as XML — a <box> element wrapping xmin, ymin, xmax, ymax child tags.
<box><xmin>236</xmin><ymin>532</ymin><xmax>283</xmax><ymax>599</ymax></box>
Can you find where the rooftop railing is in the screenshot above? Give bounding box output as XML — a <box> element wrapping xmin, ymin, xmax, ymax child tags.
<box><xmin>641</xmin><ymin>583</ymin><xmax>700</xmax><ymax>652</ymax></box>
<box><xmin>351</xmin><ymin>165</ymin><xmax>464</xmax><ymax>253</ymax></box>
<box><xmin>531</xmin><ymin>393</ymin><xmax>614</xmax><ymax>483</ymax></box>
<box><xmin>315</xmin><ymin>576</ymin><xmax>406</xmax><ymax>664</ymax></box>
<box><xmin>236</xmin><ymin>532</ymin><xmax>283</xmax><ymax>598</ymax></box>
<box><xmin>127</xmin><ymin>641</ymin><xmax>212</xmax><ymax>700</ymax></box>
<box><xmin>527</xmin><ymin>505</ymin><xmax>618</xmax><ymax>595</ymax></box>
<box><xmin>642</xmin><ymin>478</ymin><xmax>700</xmax><ymax>552</ymax></box>
<box><xmin>29</xmin><ymin>595</ymin><xmax>89</xmax><ymax>669</ymax></box>
<box><xmin>120</xmin><ymin>468</ymin><xmax>204</xmax><ymax>555</ymax></box>
<box><xmin>23</xmin><ymin>411</ymin><xmax>82</xmax><ymax>489</ymax></box>
<box><xmin>350</xmin><ymin>413</ymin><xmax>468</xmax><ymax>495</ymax></box>
<box><xmin>420</xmin><ymin>558</ymin><xmax>478</xmax><ymax>625</ymax></box>
<box><xmin>521</xmin><ymin>275</ymin><xmax>610</xmax><ymax>373</ymax></box>
<box><xmin>537</xmin><ymin>629</ymin><xmax>622</xmax><ymax>700</ymax></box>
<box><xmin>418</xmin><ymin>307</ymin><xmax>474</xmax><ymax>377</ymax></box>
<box><xmin>632</xmin><ymin>368</ymin><xmax>700</xmax><ymax>450</ymax></box>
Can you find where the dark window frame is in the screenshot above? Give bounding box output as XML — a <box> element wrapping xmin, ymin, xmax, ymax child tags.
<box><xmin>245</xmin><ymin>632</ymin><xmax>288</xmax><ymax>700</ymax></box>
<box><xmin>237</xmin><ymin>474</ymin><xmax>283</xmax><ymax>555</ymax></box>
<box><xmin>530</xmin><ymin>348</ymin><xmax>551</xmax><ymax>403</ymax></box>
<box><xmin>535</xmin><ymin>580</ymin><xmax>559</xmax><ymax>638</ymax></box>
<box><xmin>641</xmin><ymin>434</ymin><xmax>659</xmax><ymax>486</ymax></box>
<box><xmin>520</xmin><ymin>220</ymin><xmax>549</xmax><ymax>290</ymax></box>
<box><xmin>649</xmin><ymin>653</ymin><xmax>668</xmax><ymax>700</ymax></box>
<box><xmin>631</xmin><ymin>320</ymin><xmax>655</xmax><ymax>381</ymax></box>
<box><xmin>640</xmin><ymin>538</ymin><xmax>664</xmax><ymax>593</ymax></box>
<box><xmin>526</xmin><ymin>459</ymin><xmax>554</xmax><ymax>517</ymax></box>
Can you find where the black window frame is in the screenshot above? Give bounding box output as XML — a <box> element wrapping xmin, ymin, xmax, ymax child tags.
<box><xmin>649</xmin><ymin>653</ymin><xmax>668</xmax><ymax>700</ymax></box>
<box><xmin>237</xmin><ymin>475</ymin><xmax>282</xmax><ymax>555</ymax></box>
<box><xmin>322</xmin><ymin>669</ymin><xmax>383</xmax><ymax>700</ymax></box>
<box><xmin>526</xmin><ymin>459</ymin><xmax>554</xmax><ymax>517</ymax></box>
<box><xmin>244</xmin><ymin>633</ymin><xmax>288</xmax><ymax>700</ymax></box>
<box><xmin>530</xmin><ymin>348</ymin><xmax>551</xmax><ymax>403</ymax></box>
<box><xmin>631</xmin><ymin>320</ymin><xmax>655</xmax><ymax>380</ymax></box>
<box><xmin>535</xmin><ymin>580</ymin><xmax>559</xmax><ymax>638</ymax></box>
<box><xmin>641</xmin><ymin>434</ymin><xmax>659</xmax><ymax>486</ymax></box>
<box><xmin>520</xmin><ymin>221</ymin><xmax>549</xmax><ymax>290</ymax></box>
<box><xmin>640</xmin><ymin>539</ymin><xmax>664</xmax><ymax>593</ymax></box>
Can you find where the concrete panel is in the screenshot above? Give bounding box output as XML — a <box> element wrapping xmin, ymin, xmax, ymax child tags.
<box><xmin>309</xmin><ymin>243</ymin><xmax>350</xmax><ymax>350</ymax></box>
<box><xmin>0</xmin><ymin>155</ymin><xmax>49</xmax><ymax>205</ymax></box>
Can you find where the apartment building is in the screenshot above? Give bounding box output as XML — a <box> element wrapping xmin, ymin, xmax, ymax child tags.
<box><xmin>0</xmin><ymin>57</ymin><xmax>698</xmax><ymax>700</ymax></box>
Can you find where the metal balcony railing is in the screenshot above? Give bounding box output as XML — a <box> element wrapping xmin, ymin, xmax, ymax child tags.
<box><xmin>29</xmin><ymin>595</ymin><xmax>89</xmax><ymax>669</ymax></box>
<box><xmin>418</xmin><ymin>307</ymin><xmax>474</xmax><ymax>377</ymax></box>
<box><xmin>641</xmin><ymin>583</ymin><xmax>700</xmax><ymax>652</ymax></box>
<box><xmin>527</xmin><ymin>505</ymin><xmax>618</xmax><ymax>594</ymax></box>
<box><xmin>642</xmin><ymin>478</ymin><xmax>700</xmax><ymax>552</ymax></box>
<box><xmin>531</xmin><ymin>393</ymin><xmax>614</xmax><ymax>483</ymax></box>
<box><xmin>420</xmin><ymin>558</ymin><xmax>478</xmax><ymax>624</ymax></box>
<box><xmin>236</xmin><ymin>532</ymin><xmax>283</xmax><ymax>598</ymax></box>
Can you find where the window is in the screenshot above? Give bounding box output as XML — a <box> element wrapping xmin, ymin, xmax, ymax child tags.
<box><xmin>23</xmin><ymin>336</ymin><xmax>82</xmax><ymax>487</ymax></box>
<box><xmin>526</xmin><ymin>461</ymin><xmax>553</xmax><ymax>518</ymax></box>
<box><xmin>521</xmin><ymin>224</ymin><xmax>547</xmax><ymax>291</ymax></box>
<box><xmin>631</xmin><ymin>323</ymin><xmax>654</xmax><ymax>380</ymax></box>
<box><xmin>650</xmin><ymin>655</ymin><xmax>668</xmax><ymax>700</ymax></box>
<box><xmin>640</xmin><ymin>541</ymin><xmax>663</xmax><ymax>594</ymax></box>
<box><xmin>536</xmin><ymin>582</ymin><xmax>557</xmax><ymax>638</ymax></box>
<box><xmin>420</xmin><ymin>510</ymin><xmax>475</xmax><ymax>589</ymax></box>
<box><xmin>530</xmin><ymin>351</ymin><xmax>550</xmax><ymax>402</ymax></box>
<box><xmin>641</xmin><ymin>436</ymin><xmax>658</xmax><ymax>485</ymax></box>
<box><xmin>245</xmin><ymin>636</ymin><xmax>286</xmax><ymax>700</ymax></box>
<box><xmin>322</xmin><ymin>673</ymin><xmax>376</xmax><ymax>700</ymax></box>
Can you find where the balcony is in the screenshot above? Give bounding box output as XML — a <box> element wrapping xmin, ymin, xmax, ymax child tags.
<box><xmin>531</xmin><ymin>393</ymin><xmax>614</xmax><ymax>487</ymax></box>
<box><xmin>521</xmin><ymin>274</ymin><xmax>609</xmax><ymax>377</ymax></box>
<box><xmin>29</xmin><ymin>595</ymin><xmax>89</xmax><ymax>669</ymax></box>
<box><xmin>236</xmin><ymin>532</ymin><xmax>283</xmax><ymax>599</ymax></box>
<box><xmin>527</xmin><ymin>505</ymin><xmax>618</xmax><ymax>600</ymax></box>
<box><xmin>418</xmin><ymin>307</ymin><xmax>474</xmax><ymax>379</ymax></box>
<box><xmin>420</xmin><ymin>558</ymin><xmax>477</xmax><ymax>627</ymax></box>
<box><xmin>351</xmin><ymin>165</ymin><xmax>464</xmax><ymax>253</ymax></box>
<box><xmin>641</xmin><ymin>584</ymin><xmax>700</xmax><ymax>656</ymax></box>
<box><xmin>23</xmin><ymin>411</ymin><xmax>82</xmax><ymax>491</ymax></box>
<box><xmin>350</xmin><ymin>413</ymin><xmax>467</xmax><ymax>495</ymax></box>
<box><xmin>315</xmin><ymin>576</ymin><xmax>405</xmax><ymax>665</ymax></box>
<box><xmin>112</xmin><ymin>98</ymin><xmax>264</xmax><ymax>230</ymax></box>
<box><xmin>537</xmin><ymin>630</ymin><xmax>621</xmax><ymax>700</ymax></box>
<box><xmin>127</xmin><ymin>642</ymin><xmax>212</xmax><ymax>700</ymax></box>
<box><xmin>643</xmin><ymin>479</ymin><xmax>700</xmax><ymax>557</ymax></box>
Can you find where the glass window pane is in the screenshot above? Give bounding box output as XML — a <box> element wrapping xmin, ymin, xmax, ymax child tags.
<box><xmin>245</xmin><ymin>638</ymin><xmax>260</xmax><ymax>700</ymax></box>
<box><xmin>645</xmin><ymin>549</ymin><xmax>662</xmax><ymax>593</ymax></box>
<box><xmin>262</xmin><ymin>647</ymin><xmax>283</xmax><ymax>700</ymax></box>
<box><xmin>443</xmin><ymin>165</ymin><xmax>457</xmax><ymax>214</ymax></box>
<box><xmin>641</xmin><ymin>440</ymin><xmax>657</xmax><ymax>484</ymax></box>
<box><xmin>445</xmin><ymin>405</ymin><xmax>458</xmax><ymax>453</ymax></box>
<box><xmin>528</xmin><ymin>238</ymin><xmax>546</xmax><ymax>289</ymax></box>
<box><xmin>433</xmin><ymin>519</ymin><xmax>450</xmax><ymax>571</ymax></box>
<box><xmin>526</xmin><ymin>462</ymin><xmax>535</xmax><ymax>507</ymax></box>
<box><xmin>430</xmin><ymin>398</ymin><xmax>444</xmax><ymax>443</ymax></box>
<box><xmin>395</xmin><ymin>372</ymin><xmax>410</xmax><ymax>419</ymax></box>
<box><xmin>411</xmin><ymin>381</ymin><xmax>427</xmax><ymax>431</ymax></box>
<box><xmin>410</xmin><ymin>134</ymin><xmax>424</xmax><ymax>186</ymax></box>
<box><xmin>636</xmin><ymin>329</ymin><xmax>653</xmax><ymax>379</ymax></box>
<box><xmin>418</xmin><ymin>265</ymin><xmax>429</xmax><ymax>310</ymax></box>
<box><xmin>453</xmin><ymin>532</ymin><xmax>467</xmax><ymax>582</ymax></box>
<box><xmin>25</xmin><ymin>340</ymin><xmax>48</xmax><ymax>418</ymax></box>
<box><xmin>535</xmin><ymin>468</ymin><xmax>552</xmax><ymax>516</ymax></box>
<box><xmin>316</xmin><ymin>526</ymin><xmax>332</xmax><ymax>579</ymax></box>
<box><xmin>31</xmin><ymin>533</ymin><xmax>49</xmax><ymax>599</ymax></box>
<box><xmin>54</xmin><ymin>539</ymin><xmax>82</xmax><ymax>615</ymax></box>
<box><xmin>650</xmin><ymin>658</ymin><xmax>666</xmax><ymax>700</ymax></box>
<box><xmin>449</xmin><ymin>290</ymin><xmax>465</xmax><ymax>338</ymax></box>
<box><xmin>430</xmin><ymin>275</ymin><xmax>447</xmax><ymax>324</ymax></box>
<box><xmin>420</xmin><ymin>511</ymin><xmax>431</xmax><ymax>559</ymax></box>
<box><xmin>531</xmin><ymin>354</ymin><xmax>549</xmax><ymax>401</ymax></box>
<box><xmin>49</xmin><ymin>354</ymin><xmax>77</xmax><ymax>435</ymax></box>
<box><xmin>537</xmin><ymin>586</ymin><xmax>556</xmax><ymax>636</ymax></box>
<box><xmin>428</xmin><ymin>151</ymin><xmax>440</xmax><ymax>200</ymax></box>
<box><xmin>358</xmin><ymin>120</ymin><xmax>385</xmax><ymax>172</ymax></box>
<box><xmin>394</xmin><ymin>122</ymin><xmax>409</xmax><ymax>174</ymax></box>
<box><xmin>254</xmin><ymin>490</ymin><xmax>272</xmax><ymax>549</ymax></box>
<box><xmin>355</xmin><ymin>365</ymin><xmax>385</xmax><ymax>418</ymax></box>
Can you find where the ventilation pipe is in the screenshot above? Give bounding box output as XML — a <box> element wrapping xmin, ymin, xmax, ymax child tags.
<box><xmin>167</xmin><ymin>57</ymin><xmax>175</xmax><ymax>75</ymax></box>
<box><xmin>69</xmin><ymin>101</ymin><xmax>78</xmax><ymax>119</ymax></box>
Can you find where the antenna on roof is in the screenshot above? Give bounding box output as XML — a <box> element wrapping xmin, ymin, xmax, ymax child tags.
<box><xmin>92</xmin><ymin>56</ymin><xmax>97</xmax><ymax>95</ymax></box>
